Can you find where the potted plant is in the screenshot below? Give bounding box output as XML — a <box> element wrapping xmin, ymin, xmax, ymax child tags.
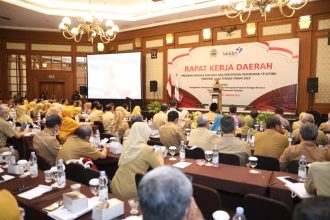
<box><xmin>146</xmin><ymin>101</ymin><xmax>161</xmax><ymax>114</ymax></box>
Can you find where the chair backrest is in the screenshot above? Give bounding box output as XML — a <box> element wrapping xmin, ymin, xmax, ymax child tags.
<box><xmin>193</xmin><ymin>183</ymin><xmax>222</xmax><ymax>220</ymax></box>
<box><xmin>93</xmin><ymin>121</ymin><xmax>105</xmax><ymax>134</ymax></box>
<box><xmin>135</xmin><ymin>173</ymin><xmax>145</xmax><ymax>190</ymax></box>
<box><xmin>147</xmin><ymin>140</ymin><xmax>163</xmax><ymax>146</ymax></box>
<box><xmin>255</xmin><ymin>155</ymin><xmax>280</xmax><ymax>171</ymax></box>
<box><xmin>35</xmin><ymin>154</ymin><xmax>51</xmax><ymax>171</ymax></box>
<box><xmin>219</xmin><ymin>153</ymin><xmax>240</xmax><ymax>166</ymax></box>
<box><xmin>66</xmin><ymin>163</ymin><xmax>87</xmax><ymax>185</ymax></box>
<box><xmin>244</xmin><ymin>193</ymin><xmax>291</xmax><ymax>220</ymax></box>
<box><xmin>186</xmin><ymin>146</ymin><xmax>205</xmax><ymax>159</ymax></box>
<box><xmin>85</xmin><ymin>168</ymin><xmax>100</xmax><ymax>184</ymax></box>
<box><xmin>287</xmin><ymin>160</ymin><xmax>299</xmax><ymax>174</ymax></box>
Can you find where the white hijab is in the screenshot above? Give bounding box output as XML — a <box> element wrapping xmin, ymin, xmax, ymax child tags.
<box><xmin>118</xmin><ymin>122</ymin><xmax>151</xmax><ymax>166</ymax></box>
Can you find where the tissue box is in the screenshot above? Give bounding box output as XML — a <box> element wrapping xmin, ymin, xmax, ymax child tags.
<box><xmin>109</xmin><ymin>142</ymin><xmax>123</xmax><ymax>154</ymax></box>
<box><xmin>63</xmin><ymin>191</ymin><xmax>88</xmax><ymax>213</ymax></box>
<box><xmin>8</xmin><ymin>165</ymin><xmax>20</xmax><ymax>174</ymax></box>
<box><xmin>92</xmin><ymin>198</ymin><xmax>124</xmax><ymax>220</ymax></box>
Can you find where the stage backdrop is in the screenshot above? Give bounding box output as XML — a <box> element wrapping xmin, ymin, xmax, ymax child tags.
<box><xmin>167</xmin><ymin>38</ymin><xmax>299</xmax><ymax>113</ymax></box>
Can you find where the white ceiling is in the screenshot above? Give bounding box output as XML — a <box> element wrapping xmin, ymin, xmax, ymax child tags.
<box><xmin>0</xmin><ymin>0</ymin><xmax>225</xmax><ymax>32</ymax></box>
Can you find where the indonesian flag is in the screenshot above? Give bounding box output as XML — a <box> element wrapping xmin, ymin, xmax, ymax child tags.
<box><xmin>174</xmin><ymin>76</ymin><xmax>180</xmax><ymax>102</ymax></box>
<box><xmin>166</xmin><ymin>73</ymin><xmax>172</xmax><ymax>97</ymax></box>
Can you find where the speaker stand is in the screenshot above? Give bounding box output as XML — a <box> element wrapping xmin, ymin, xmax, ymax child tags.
<box><xmin>309</xmin><ymin>92</ymin><xmax>315</xmax><ymax>111</ymax></box>
<box><xmin>153</xmin><ymin>92</ymin><xmax>156</xmax><ymax>100</ymax></box>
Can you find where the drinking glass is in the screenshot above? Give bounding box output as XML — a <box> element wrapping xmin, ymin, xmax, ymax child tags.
<box><xmin>128</xmin><ymin>198</ymin><xmax>139</xmax><ymax>215</ymax></box>
<box><xmin>248</xmin><ymin>156</ymin><xmax>260</xmax><ymax>174</ymax></box>
<box><xmin>50</xmin><ymin>166</ymin><xmax>58</xmax><ymax>182</ymax></box>
<box><xmin>205</xmin><ymin>150</ymin><xmax>213</xmax><ymax>166</ymax></box>
<box><xmin>2</xmin><ymin>151</ymin><xmax>11</xmax><ymax>168</ymax></box>
<box><xmin>89</xmin><ymin>178</ymin><xmax>99</xmax><ymax>197</ymax></box>
<box><xmin>44</xmin><ymin>170</ymin><xmax>53</xmax><ymax>183</ymax></box>
<box><xmin>17</xmin><ymin>160</ymin><xmax>28</xmax><ymax>178</ymax></box>
<box><xmin>169</xmin><ymin>146</ymin><xmax>177</xmax><ymax>161</ymax></box>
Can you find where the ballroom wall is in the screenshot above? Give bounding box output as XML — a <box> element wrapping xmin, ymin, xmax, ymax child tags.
<box><xmin>0</xmin><ymin>0</ymin><xmax>329</xmax><ymax>114</ymax></box>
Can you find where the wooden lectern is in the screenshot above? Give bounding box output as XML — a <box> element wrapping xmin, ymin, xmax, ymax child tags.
<box><xmin>212</xmin><ymin>79</ymin><xmax>223</xmax><ymax>112</ymax></box>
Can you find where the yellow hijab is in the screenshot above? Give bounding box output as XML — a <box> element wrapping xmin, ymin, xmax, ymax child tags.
<box><xmin>16</xmin><ymin>105</ymin><xmax>33</xmax><ymax>124</ymax></box>
<box><xmin>0</xmin><ymin>189</ymin><xmax>20</xmax><ymax>220</ymax></box>
<box><xmin>131</xmin><ymin>106</ymin><xmax>141</xmax><ymax>116</ymax></box>
<box><xmin>59</xmin><ymin>106</ymin><xmax>79</xmax><ymax>142</ymax></box>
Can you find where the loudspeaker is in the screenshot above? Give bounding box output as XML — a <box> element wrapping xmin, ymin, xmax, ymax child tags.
<box><xmin>150</xmin><ymin>81</ymin><xmax>158</xmax><ymax>92</ymax></box>
<box><xmin>80</xmin><ymin>86</ymin><xmax>87</xmax><ymax>95</ymax></box>
<box><xmin>307</xmin><ymin>77</ymin><xmax>318</xmax><ymax>93</ymax></box>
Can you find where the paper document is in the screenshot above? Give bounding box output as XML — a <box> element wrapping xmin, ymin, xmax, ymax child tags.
<box><xmin>18</xmin><ymin>184</ymin><xmax>53</xmax><ymax>200</ymax></box>
<box><xmin>172</xmin><ymin>162</ymin><xmax>192</xmax><ymax>169</ymax></box>
<box><xmin>285</xmin><ymin>183</ymin><xmax>314</xmax><ymax>199</ymax></box>
<box><xmin>0</xmin><ymin>174</ymin><xmax>15</xmax><ymax>183</ymax></box>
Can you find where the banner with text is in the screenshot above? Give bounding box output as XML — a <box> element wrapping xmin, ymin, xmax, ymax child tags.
<box><xmin>167</xmin><ymin>38</ymin><xmax>299</xmax><ymax>113</ymax></box>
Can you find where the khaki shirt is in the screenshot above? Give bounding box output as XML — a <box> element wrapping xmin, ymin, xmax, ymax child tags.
<box><xmin>254</xmin><ymin>129</ymin><xmax>289</xmax><ymax>159</ymax></box>
<box><xmin>292</xmin><ymin>128</ymin><xmax>327</xmax><ymax>146</ymax></box>
<box><xmin>159</xmin><ymin>122</ymin><xmax>187</xmax><ymax>148</ymax></box>
<box><xmin>319</xmin><ymin>122</ymin><xmax>330</xmax><ymax>133</ymax></box>
<box><xmin>216</xmin><ymin>133</ymin><xmax>251</xmax><ymax>166</ymax></box>
<box><xmin>56</xmin><ymin>136</ymin><xmax>102</xmax><ymax>162</ymax></box>
<box><xmin>279</xmin><ymin>142</ymin><xmax>328</xmax><ymax>171</ymax></box>
<box><xmin>152</xmin><ymin>111</ymin><xmax>167</xmax><ymax>129</ymax></box>
<box><xmin>33</xmin><ymin>128</ymin><xmax>61</xmax><ymax>166</ymax></box>
<box><xmin>305</xmin><ymin>161</ymin><xmax>330</xmax><ymax>196</ymax></box>
<box><xmin>90</xmin><ymin>109</ymin><xmax>103</xmax><ymax>123</ymax></box>
<box><xmin>189</xmin><ymin>127</ymin><xmax>220</xmax><ymax>151</ymax></box>
<box><xmin>102</xmin><ymin>111</ymin><xmax>115</xmax><ymax>134</ymax></box>
<box><xmin>0</xmin><ymin>118</ymin><xmax>16</xmax><ymax>147</ymax></box>
<box><xmin>292</xmin><ymin>121</ymin><xmax>302</xmax><ymax>131</ymax></box>
<box><xmin>110</xmin><ymin>146</ymin><xmax>162</xmax><ymax>199</ymax></box>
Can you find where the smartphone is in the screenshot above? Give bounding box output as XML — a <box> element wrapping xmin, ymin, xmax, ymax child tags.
<box><xmin>11</xmin><ymin>185</ymin><xmax>33</xmax><ymax>194</ymax></box>
<box><xmin>284</xmin><ymin>177</ymin><xmax>298</xmax><ymax>183</ymax></box>
<box><xmin>43</xmin><ymin>200</ymin><xmax>63</xmax><ymax>212</ymax></box>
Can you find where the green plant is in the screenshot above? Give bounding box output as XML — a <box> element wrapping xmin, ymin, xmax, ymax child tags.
<box><xmin>147</xmin><ymin>101</ymin><xmax>161</xmax><ymax>114</ymax></box>
<box><xmin>256</xmin><ymin>112</ymin><xmax>273</xmax><ymax>123</ymax></box>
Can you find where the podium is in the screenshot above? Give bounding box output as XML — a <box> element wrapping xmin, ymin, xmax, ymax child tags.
<box><xmin>210</xmin><ymin>89</ymin><xmax>222</xmax><ymax>112</ymax></box>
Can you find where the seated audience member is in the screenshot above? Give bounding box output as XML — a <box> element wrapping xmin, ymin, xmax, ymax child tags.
<box><xmin>33</xmin><ymin>115</ymin><xmax>62</xmax><ymax>166</ymax></box>
<box><xmin>131</xmin><ymin>105</ymin><xmax>142</xmax><ymax>117</ymax></box>
<box><xmin>216</xmin><ymin>116</ymin><xmax>251</xmax><ymax>166</ymax></box>
<box><xmin>16</xmin><ymin>104</ymin><xmax>34</xmax><ymax>125</ymax></box>
<box><xmin>31</xmin><ymin>101</ymin><xmax>44</xmax><ymax>120</ymax></box>
<box><xmin>111</xmin><ymin>122</ymin><xmax>164</xmax><ymax>199</ymax></box>
<box><xmin>191</xmin><ymin>111</ymin><xmax>202</xmax><ymax>129</ymax></box>
<box><xmin>292</xmin><ymin>112</ymin><xmax>306</xmax><ymax>131</ymax></box>
<box><xmin>292</xmin><ymin>113</ymin><xmax>327</xmax><ymax>146</ymax></box>
<box><xmin>115</xmin><ymin>105</ymin><xmax>130</xmax><ymax>117</ymax></box>
<box><xmin>305</xmin><ymin>161</ymin><xmax>330</xmax><ymax>196</ymax></box>
<box><xmin>60</xmin><ymin>98</ymin><xmax>69</xmax><ymax>106</ymax></box>
<box><xmin>189</xmin><ymin>115</ymin><xmax>220</xmax><ymax>151</ymax></box>
<box><xmin>124</xmin><ymin>114</ymin><xmax>143</xmax><ymax>138</ymax></box>
<box><xmin>83</xmin><ymin>102</ymin><xmax>92</xmax><ymax>114</ymax></box>
<box><xmin>159</xmin><ymin>111</ymin><xmax>187</xmax><ymax>148</ymax></box>
<box><xmin>90</xmin><ymin>103</ymin><xmax>103</xmax><ymax>123</ymax></box>
<box><xmin>0</xmin><ymin>189</ymin><xmax>21</xmax><ymax>220</ymax></box>
<box><xmin>122</xmin><ymin>103</ymin><xmax>131</xmax><ymax>115</ymax></box>
<box><xmin>56</xmin><ymin>125</ymin><xmax>107</xmax><ymax>162</ymax></box>
<box><xmin>254</xmin><ymin>116</ymin><xmax>289</xmax><ymax>159</ymax></box>
<box><xmin>0</xmin><ymin>105</ymin><xmax>28</xmax><ymax>155</ymax></box>
<box><xmin>205</xmin><ymin>103</ymin><xmax>218</xmax><ymax>122</ymax></box>
<box><xmin>46</xmin><ymin>106</ymin><xmax>62</xmax><ymax>118</ymax></box>
<box><xmin>102</xmin><ymin>103</ymin><xmax>115</xmax><ymax>134</ymax></box>
<box><xmin>229</xmin><ymin>105</ymin><xmax>242</xmax><ymax>128</ymax></box>
<box><xmin>58</xmin><ymin>107</ymin><xmax>80</xmax><ymax>144</ymax></box>
<box><xmin>235</xmin><ymin>113</ymin><xmax>258</xmax><ymax>136</ymax></box>
<box><xmin>71</xmin><ymin>90</ymin><xmax>81</xmax><ymax>101</ymax></box>
<box><xmin>167</xmin><ymin>100</ymin><xmax>180</xmax><ymax>115</ymax></box>
<box><xmin>209</xmin><ymin>114</ymin><xmax>223</xmax><ymax>132</ymax></box>
<box><xmin>138</xmin><ymin>166</ymin><xmax>203</xmax><ymax>220</ymax></box>
<box><xmin>293</xmin><ymin>196</ymin><xmax>330</xmax><ymax>220</ymax></box>
<box><xmin>153</xmin><ymin>104</ymin><xmax>168</xmax><ymax>129</ymax></box>
<box><xmin>178</xmin><ymin>109</ymin><xmax>192</xmax><ymax>129</ymax></box>
<box><xmin>279</xmin><ymin>122</ymin><xmax>328</xmax><ymax>171</ymax></box>
<box><xmin>111</xmin><ymin>110</ymin><xmax>129</xmax><ymax>137</ymax></box>
<box><xmin>319</xmin><ymin>112</ymin><xmax>330</xmax><ymax>133</ymax></box>
<box><xmin>274</xmin><ymin>107</ymin><xmax>290</xmax><ymax>131</ymax></box>
<box><xmin>250</xmin><ymin>110</ymin><xmax>259</xmax><ymax>125</ymax></box>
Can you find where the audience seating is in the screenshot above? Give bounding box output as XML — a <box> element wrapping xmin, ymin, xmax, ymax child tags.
<box><xmin>147</xmin><ymin>140</ymin><xmax>163</xmax><ymax>146</ymax></box>
<box><xmin>287</xmin><ymin>160</ymin><xmax>299</xmax><ymax>174</ymax></box>
<box><xmin>36</xmin><ymin>154</ymin><xmax>51</xmax><ymax>171</ymax></box>
<box><xmin>186</xmin><ymin>146</ymin><xmax>205</xmax><ymax>159</ymax></box>
<box><xmin>219</xmin><ymin>153</ymin><xmax>240</xmax><ymax>166</ymax></box>
<box><xmin>254</xmin><ymin>155</ymin><xmax>280</xmax><ymax>171</ymax></box>
<box><xmin>244</xmin><ymin>193</ymin><xmax>291</xmax><ymax>220</ymax></box>
<box><xmin>135</xmin><ymin>173</ymin><xmax>145</xmax><ymax>189</ymax></box>
<box><xmin>193</xmin><ymin>183</ymin><xmax>222</xmax><ymax>220</ymax></box>
<box><xmin>66</xmin><ymin>163</ymin><xmax>101</xmax><ymax>186</ymax></box>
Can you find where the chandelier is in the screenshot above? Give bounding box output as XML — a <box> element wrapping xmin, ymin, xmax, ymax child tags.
<box><xmin>59</xmin><ymin>0</ymin><xmax>119</xmax><ymax>43</ymax></box>
<box><xmin>219</xmin><ymin>0</ymin><xmax>309</xmax><ymax>23</ymax></box>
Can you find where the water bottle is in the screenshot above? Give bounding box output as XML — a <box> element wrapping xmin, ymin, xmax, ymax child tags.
<box><xmin>9</xmin><ymin>146</ymin><xmax>16</xmax><ymax>165</ymax></box>
<box><xmin>98</xmin><ymin>171</ymin><xmax>109</xmax><ymax>206</ymax></box>
<box><xmin>29</xmin><ymin>151</ymin><xmax>38</xmax><ymax>178</ymax></box>
<box><xmin>247</xmin><ymin>128</ymin><xmax>252</xmax><ymax>144</ymax></box>
<box><xmin>212</xmin><ymin>144</ymin><xmax>219</xmax><ymax>167</ymax></box>
<box><xmin>179</xmin><ymin>140</ymin><xmax>186</xmax><ymax>162</ymax></box>
<box><xmin>95</xmin><ymin>129</ymin><xmax>101</xmax><ymax>146</ymax></box>
<box><xmin>232</xmin><ymin>207</ymin><xmax>246</xmax><ymax>220</ymax></box>
<box><xmin>298</xmin><ymin>154</ymin><xmax>307</xmax><ymax>182</ymax></box>
<box><xmin>259</xmin><ymin>121</ymin><xmax>264</xmax><ymax>132</ymax></box>
<box><xmin>57</xmin><ymin>159</ymin><xmax>66</xmax><ymax>188</ymax></box>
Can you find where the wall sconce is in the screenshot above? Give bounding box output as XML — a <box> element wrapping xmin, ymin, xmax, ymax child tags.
<box><xmin>166</xmin><ymin>33</ymin><xmax>174</xmax><ymax>45</ymax></box>
<box><xmin>299</xmin><ymin>15</ymin><xmax>311</xmax><ymax>29</ymax></box>
<box><xmin>97</xmin><ymin>43</ymin><xmax>104</xmax><ymax>52</ymax></box>
<box><xmin>246</xmin><ymin>23</ymin><xmax>256</xmax><ymax>35</ymax></box>
<box><xmin>42</xmin><ymin>63</ymin><xmax>47</xmax><ymax>68</ymax></box>
<box><xmin>221</xmin><ymin>26</ymin><xmax>237</xmax><ymax>36</ymax></box>
<box><xmin>203</xmin><ymin>28</ymin><xmax>212</xmax><ymax>40</ymax></box>
<box><xmin>134</xmin><ymin>38</ymin><xmax>142</xmax><ymax>48</ymax></box>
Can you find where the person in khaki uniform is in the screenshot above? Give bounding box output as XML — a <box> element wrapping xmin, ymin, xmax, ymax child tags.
<box><xmin>0</xmin><ymin>105</ymin><xmax>27</xmax><ymax>155</ymax></box>
<box><xmin>90</xmin><ymin>103</ymin><xmax>103</xmax><ymax>123</ymax></box>
<box><xmin>189</xmin><ymin>115</ymin><xmax>220</xmax><ymax>151</ymax></box>
<box><xmin>279</xmin><ymin>122</ymin><xmax>328</xmax><ymax>171</ymax></box>
<box><xmin>102</xmin><ymin>103</ymin><xmax>115</xmax><ymax>134</ymax></box>
<box><xmin>292</xmin><ymin>113</ymin><xmax>327</xmax><ymax>146</ymax></box>
<box><xmin>111</xmin><ymin>122</ymin><xmax>164</xmax><ymax>200</ymax></box>
<box><xmin>305</xmin><ymin>161</ymin><xmax>330</xmax><ymax>196</ymax></box>
<box><xmin>235</xmin><ymin>113</ymin><xmax>258</xmax><ymax>136</ymax></box>
<box><xmin>319</xmin><ymin>112</ymin><xmax>330</xmax><ymax>133</ymax></box>
<box><xmin>292</xmin><ymin>112</ymin><xmax>306</xmax><ymax>131</ymax></box>
<box><xmin>58</xmin><ymin>107</ymin><xmax>80</xmax><ymax>144</ymax></box>
<box><xmin>153</xmin><ymin>104</ymin><xmax>168</xmax><ymax>129</ymax></box>
<box><xmin>56</xmin><ymin>125</ymin><xmax>107</xmax><ymax>162</ymax></box>
<box><xmin>216</xmin><ymin>116</ymin><xmax>251</xmax><ymax>166</ymax></box>
<box><xmin>33</xmin><ymin>115</ymin><xmax>62</xmax><ymax>166</ymax></box>
<box><xmin>254</xmin><ymin>116</ymin><xmax>289</xmax><ymax>159</ymax></box>
<box><xmin>159</xmin><ymin>111</ymin><xmax>187</xmax><ymax>148</ymax></box>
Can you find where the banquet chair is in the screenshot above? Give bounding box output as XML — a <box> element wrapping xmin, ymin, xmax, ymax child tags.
<box><xmin>219</xmin><ymin>153</ymin><xmax>240</xmax><ymax>166</ymax></box>
<box><xmin>254</xmin><ymin>155</ymin><xmax>280</xmax><ymax>171</ymax></box>
<box><xmin>287</xmin><ymin>160</ymin><xmax>299</xmax><ymax>174</ymax></box>
<box><xmin>186</xmin><ymin>146</ymin><xmax>205</xmax><ymax>159</ymax></box>
<box><xmin>36</xmin><ymin>154</ymin><xmax>51</xmax><ymax>171</ymax></box>
<box><xmin>85</xmin><ymin>168</ymin><xmax>100</xmax><ymax>184</ymax></box>
<box><xmin>147</xmin><ymin>140</ymin><xmax>164</xmax><ymax>146</ymax></box>
<box><xmin>193</xmin><ymin>183</ymin><xmax>222</xmax><ymax>220</ymax></box>
<box><xmin>135</xmin><ymin>173</ymin><xmax>145</xmax><ymax>189</ymax></box>
<box><xmin>93</xmin><ymin>121</ymin><xmax>105</xmax><ymax>134</ymax></box>
<box><xmin>66</xmin><ymin>163</ymin><xmax>86</xmax><ymax>185</ymax></box>
<box><xmin>244</xmin><ymin>194</ymin><xmax>291</xmax><ymax>220</ymax></box>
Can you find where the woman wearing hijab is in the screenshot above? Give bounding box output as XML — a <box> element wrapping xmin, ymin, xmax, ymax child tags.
<box><xmin>209</xmin><ymin>114</ymin><xmax>224</xmax><ymax>132</ymax></box>
<box><xmin>110</xmin><ymin>122</ymin><xmax>164</xmax><ymax>199</ymax></box>
<box><xmin>16</xmin><ymin>105</ymin><xmax>34</xmax><ymax>125</ymax></box>
<box><xmin>178</xmin><ymin>109</ymin><xmax>191</xmax><ymax>129</ymax></box>
<box><xmin>131</xmin><ymin>105</ymin><xmax>142</xmax><ymax>117</ymax></box>
<box><xmin>111</xmin><ymin>111</ymin><xmax>129</xmax><ymax>137</ymax></box>
<box><xmin>58</xmin><ymin>106</ymin><xmax>79</xmax><ymax>143</ymax></box>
